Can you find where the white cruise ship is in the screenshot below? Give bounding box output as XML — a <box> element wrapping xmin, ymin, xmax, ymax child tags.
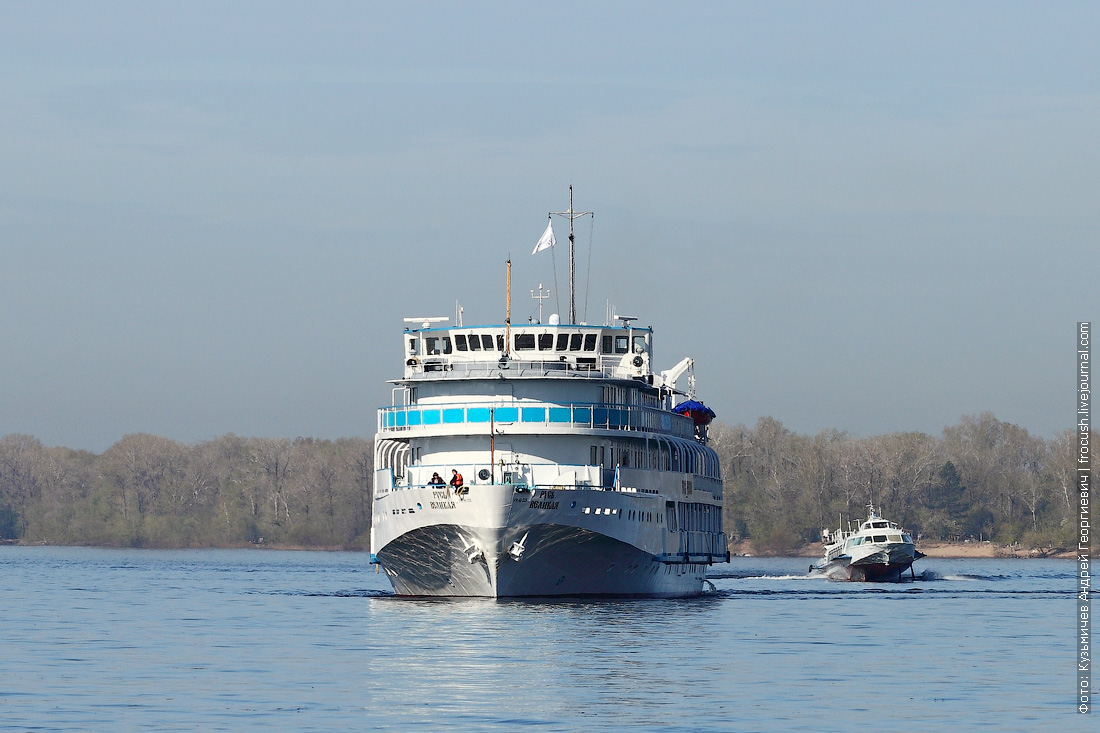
<box><xmin>369</xmin><ymin>192</ymin><xmax>728</xmax><ymax>597</ymax></box>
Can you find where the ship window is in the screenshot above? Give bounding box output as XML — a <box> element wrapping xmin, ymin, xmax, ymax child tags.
<box><xmin>556</xmin><ymin>333</ymin><xmax>570</xmax><ymax>350</ymax></box>
<box><xmin>590</xmin><ymin>446</ymin><xmax>599</xmax><ymax>465</ymax></box>
<box><xmin>583</xmin><ymin>507</ymin><xmax>590</xmax><ymax>514</ymax></box>
<box><xmin>583</xmin><ymin>333</ymin><xmax>597</xmax><ymax>351</ymax></box>
<box><xmin>903</xmin><ymin>534</ymin><xmax>913</xmax><ymax>543</ymax></box>
<box><xmin>887</xmin><ymin>534</ymin><xmax>902</xmax><ymax>542</ymax></box>
<box><xmin>601</xmin><ymin>335</ymin><xmax>613</xmax><ymax>353</ymax></box>
<box><xmin>538</xmin><ymin>333</ymin><xmax>554</xmax><ymax>350</ymax></box>
<box><xmin>633</xmin><ymin>335</ymin><xmax>646</xmax><ymax>353</ymax></box>
<box><xmin>442</xmin><ymin>337</ymin><xmax>452</xmax><ymax>354</ymax></box>
<box><xmin>468</xmin><ymin>334</ymin><xmax>481</xmax><ymax>351</ymax></box>
<box><xmin>426</xmin><ymin>337</ymin><xmax>440</xmax><ymax>355</ymax></box>
<box><xmin>872</xmin><ymin>535</ymin><xmax>888</xmax><ymax>543</ymax></box>
<box><xmin>514</xmin><ymin>333</ymin><xmax>536</xmax><ymax>350</ymax></box>
<box><xmin>873</xmin><ymin>522</ymin><xmax>888</xmax><ymax>528</ymax></box>
<box><xmin>408</xmin><ymin>338</ymin><xmax>419</xmax><ymax>355</ymax></box>
<box><xmin>455</xmin><ymin>335</ymin><xmax>468</xmax><ymax>351</ymax></box>
<box><xmin>480</xmin><ymin>335</ymin><xmax>493</xmax><ymax>350</ymax></box>
<box><xmin>495</xmin><ymin>335</ymin><xmax>504</xmax><ymax>350</ymax></box>
<box><xmin>569</xmin><ymin>333</ymin><xmax>582</xmax><ymax>351</ymax></box>
<box><xmin>614</xmin><ymin>335</ymin><xmax>629</xmax><ymax>353</ymax></box>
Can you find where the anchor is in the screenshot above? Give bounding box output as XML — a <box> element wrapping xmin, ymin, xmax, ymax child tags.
<box><xmin>507</xmin><ymin>532</ymin><xmax>529</xmax><ymax>561</ymax></box>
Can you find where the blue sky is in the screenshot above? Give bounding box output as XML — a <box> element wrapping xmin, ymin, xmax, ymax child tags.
<box><xmin>1</xmin><ymin>1</ymin><xmax>1095</xmax><ymax>452</ymax></box>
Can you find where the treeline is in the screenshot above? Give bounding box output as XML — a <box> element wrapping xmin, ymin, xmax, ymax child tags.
<box><xmin>0</xmin><ymin>412</ymin><xmax>1085</xmax><ymax>552</ymax></box>
<box><xmin>712</xmin><ymin>412</ymin><xmax>1083</xmax><ymax>554</ymax></box>
<box><xmin>0</xmin><ymin>434</ymin><xmax>373</xmax><ymax>548</ymax></box>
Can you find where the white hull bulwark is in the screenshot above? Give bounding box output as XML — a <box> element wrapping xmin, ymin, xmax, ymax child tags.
<box><xmin>372</xmin><ymin>482</ymin><xmax>727</xmax><ymax>597</ymax></box>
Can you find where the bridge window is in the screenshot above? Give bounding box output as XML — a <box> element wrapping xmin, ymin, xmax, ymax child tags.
<box><xmin>442</xmin><ymin>337</ymin><xmax>452</xmax><ymax>354</ymax></box>
<box><xmin>584</xmin><ymin>333</ymin><xmax>597</xmax><ymax>351</ymax></box>
<box><xmin>601</xmin><ymin>335</ymin><xmax>612</xmax><ymax>353</ymax></box>
<box><xmin>495</xmin><ymin>334</ymin><xmax>504</xmax><ymax>351</ymax></box>
<box><xmin>614</xmin><ymin>335</ymin><xmax>629</xmax><ymax>354</ymax></box>
<box><xmin>468</xmin><ymin>335</ymin><xmax>481</xmax><ymax>351</ymax></box>
<box><xmin>569</xmin><ymin>333</ymin><xmax>583</xmax><ymax>351</ymax></box>
<box><xmin>408</xmin><ymin>337</ymin><xmax>419</xmax><ymax>355</ymax></box>
<box><xmin>538</xmin><ymin>333</ymin><xmax>554</xmax><ymax>350</ymax></box>
<box><xmin>515</xmin><ymin>333</ymin><xmax>536</xmax><ymax>350</ymax></box>
<box><xmin>455</xmin><ymin>335</ymin><xmax>468</xmax><ymax>351</ymax></box>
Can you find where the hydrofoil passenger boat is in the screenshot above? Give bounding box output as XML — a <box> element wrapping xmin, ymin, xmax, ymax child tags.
<box><xmin>811</xmin><ymin>505</ymin><xmax>923</xmax><ymax>582</ymax></box>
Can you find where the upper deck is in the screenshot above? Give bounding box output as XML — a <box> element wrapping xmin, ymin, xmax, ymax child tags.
<box><xmin>399</xmin><ymin>322</ymin><xmax>655</xmax><ymax>384</ymax></box>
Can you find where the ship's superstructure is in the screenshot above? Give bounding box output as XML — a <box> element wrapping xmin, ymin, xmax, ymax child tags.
<box><xmin>370</xmin><ymin>194</ymin><xmax>728</xmax><ymax>597</ymax></box>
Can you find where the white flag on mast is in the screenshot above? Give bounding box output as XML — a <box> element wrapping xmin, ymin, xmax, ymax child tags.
<box><xmin>532</xmin><ymin>218</ymin><xmax>555</xmax><ymax>255</ymax></box>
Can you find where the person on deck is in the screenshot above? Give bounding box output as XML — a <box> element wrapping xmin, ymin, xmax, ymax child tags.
<box><xmin>450</xmin><ymin>469</ymin><xmax>467</xmax><ymax>495</ymax></box>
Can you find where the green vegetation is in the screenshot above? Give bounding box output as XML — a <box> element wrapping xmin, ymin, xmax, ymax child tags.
<box><xmin>0</xmin><ymin>412</ymin><xmax>1085</xmax><ymax>551</ymax></box>
<box><xmin>0</xmin><ymin>434</ymin><xmax>373</xmax><ymax>548</ymax></box>
<box><xmin>714</xmin><ymin>412</ymin><xmax>1084</xmax><ymax>554</ymax></box>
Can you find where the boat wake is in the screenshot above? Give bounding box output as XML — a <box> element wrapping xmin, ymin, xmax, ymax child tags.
<box><xmin>253</xmin><ymin>589</ymin><xmax>396</xmax><ymax>598</ymax></box>
<box><xmin>708</xmin><ymin>570</ymin><xmax>819</xmax><ymax>581</ymax></box>
<box><xmin>917</xmin><ymin>570</ymin><xmax>1014</xmax><ymax>582</ymax></box>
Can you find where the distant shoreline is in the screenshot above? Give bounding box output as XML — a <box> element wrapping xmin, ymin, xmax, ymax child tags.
<box><xmin>3</xmin><ymin>538</ymin><xmax>1083</xmax><ymax>560</ymax></box>
<box><xmin>728</xmin><ymin>539</ymin><xmax>1081</xmax><ymax>560</ymax></box>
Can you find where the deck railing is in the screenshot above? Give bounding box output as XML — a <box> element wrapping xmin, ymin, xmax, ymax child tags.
<box><xmin>377</xmin><ymin>401</ymin><xmax>695</xmax><ymax>439</ymax></box>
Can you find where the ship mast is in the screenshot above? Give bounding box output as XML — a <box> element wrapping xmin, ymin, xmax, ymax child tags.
<box><xmin>505</xmin><ymin>259</ymin><xmax>512</xmax><ymax>358</ymax></box>
<box><xmin>550</xmin><ymin>186</ymin><xmax>592</xmax><ymax>324</ymax></box>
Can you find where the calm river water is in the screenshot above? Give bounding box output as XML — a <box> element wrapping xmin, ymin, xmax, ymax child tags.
<box><xmin>0</xmin><ymin>547</ymin><xmax>1083</xmax><ymax>731</ymax></box>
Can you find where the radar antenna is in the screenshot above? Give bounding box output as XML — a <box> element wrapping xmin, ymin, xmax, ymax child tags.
<box><xmin>403</xmin><ymin>316</ymin><xmax>449</xmax><ymax>329</ymax></box>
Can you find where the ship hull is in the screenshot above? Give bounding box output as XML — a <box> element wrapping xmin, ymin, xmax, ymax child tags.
<box><xmin>812</xmin><ymin>544</ymin><xmax>921</xmax><ymax>582</ymax></box>
<box><xmin>376</xmin><ymin>522</ymin><xmax>709</xmax><ymax>597</ymax></box>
